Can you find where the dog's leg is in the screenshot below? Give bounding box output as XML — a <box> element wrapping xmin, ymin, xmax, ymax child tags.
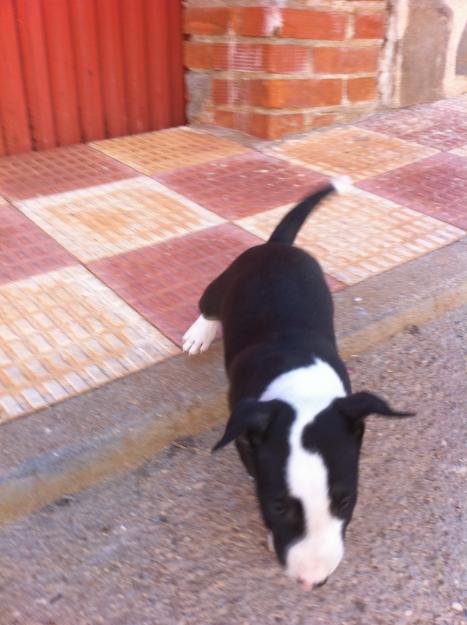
<box><xmin>183</xmin><ymin>270</ymin><xmax>229</xmax><ymax>355</ymax></box>
<box><xmin>183</xmin><ymin>315</ymin><xmax>219</xmax><ymax>355</ymax></box>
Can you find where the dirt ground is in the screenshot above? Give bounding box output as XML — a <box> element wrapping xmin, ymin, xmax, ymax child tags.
<box><xmin>0</xmin><ymin>308</ymin><xmax>465</xmax><ymax>625</ymax></box>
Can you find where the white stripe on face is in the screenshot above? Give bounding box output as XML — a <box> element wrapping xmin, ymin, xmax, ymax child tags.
<box><xmin>286</xmin><ymin>451</ymin><xmax>344</xmax><ymax>589</ymax></box>
<box><xmin>260</xmin><ymin>359</ymin><xmax>346</xmax><ymax>589</ymax></box>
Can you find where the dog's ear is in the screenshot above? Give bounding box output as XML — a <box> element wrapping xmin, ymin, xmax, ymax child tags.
<box><xmin>212</xmin><ymin>398</ymin><xmax>284</xmax><ymax>452</ymax></box>
<box><xmin>334</xmin><ymin>391</ymin><xmax>415</xmax><ymax>423</ymax></box>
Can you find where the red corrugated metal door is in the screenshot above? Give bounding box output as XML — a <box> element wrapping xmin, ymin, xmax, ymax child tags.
<box><xmin>0</xmin><ymin>0</ymin><xmax>185</xmax><ymax>155</ymax></box>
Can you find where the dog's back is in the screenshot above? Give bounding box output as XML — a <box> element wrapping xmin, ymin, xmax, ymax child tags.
<box><xmin>220</xmin><ymin>243</ymin><xmax>335</xmax><ymax>368</ymax></box>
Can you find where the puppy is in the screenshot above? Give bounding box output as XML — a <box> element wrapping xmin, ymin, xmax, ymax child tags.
<box><xmin>183</xmin><ymin>178</ymin><xmax>413</xmax><ymax>590</ymax></box>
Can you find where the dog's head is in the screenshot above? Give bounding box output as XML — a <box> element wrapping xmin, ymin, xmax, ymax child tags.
<box><xmin>213</xmin><ymin>375</ymin><xmax>414</xmax><ymax>590</ymax></box>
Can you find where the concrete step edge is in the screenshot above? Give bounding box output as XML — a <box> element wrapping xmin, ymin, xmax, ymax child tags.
<box><xmin>0</xmin><ymin>238</ymin><xmax>466</xmax><ymax>525</ymax></box>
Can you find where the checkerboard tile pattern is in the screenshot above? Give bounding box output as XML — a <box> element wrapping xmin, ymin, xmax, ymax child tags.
<box><xmin>236</xmin><ymin>189</ymin><xmax>464</xmax><ymax>284</ymax></box>
<box><xmin>156</xmin><ymin>152</ymin><xmax>328</xmax><ymax>219</ymax></box>
<box><xmin>15</xmin><ymin>178</ymin><xmax>224</xmax><ymax>262</ymax></box>
<box><xmin>359</xmin><ymin>105</ymin><xmax>467</xmax><ymax>151</ymax></box>
<box><xmin>0</xmin><ymin>145</ymin><xmax>137</xmax><ymax>201</ymax></box>
<box><xmin>0</xmin><ymin>201</ymin><xmax>75</xmax><ymax>285</ymax></box>
<box><xmin>0</xmin><ymin>96</ymin><xmax>465</xmax><ymax>423</ymax></box>
<box><xmin>0</xmin><ymin>266</ymin><xmax>178</xmax><ymax>421</ymax></box>
<box><xmin>90</xmin><ymin>127</ymin><xmax>250</xmax><ymax>175</ymax></box>
<box><xmin>359</xmin><ymin>153</ymin><xmax>467</xmax><ymax>230</ymax></box>
<box><xmin>90</xmin><ymin>224</ymin><xmax>263</xmax><ymax>345</ymax></box>
<box><xmin>426</xmin><ymin>95</ymin><xmax>467</xmax><ymax>114</ymax></box>
<box><xmin>270</xmin><ymin>127</ymin><xmax>438</xmax><ymax>180</ymax></box>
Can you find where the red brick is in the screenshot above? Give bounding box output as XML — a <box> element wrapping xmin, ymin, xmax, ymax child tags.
<box><xmin>311</xmin><ymin>113</ymin><xmax>337</xmax><ymax>129</ymax></box>
<box><xmin>212</xmin><ymin>43</ymin><xmax>309</xmax><ymax>73</ymax></box>
<box><xmin>216</xmin><ymin>110</ymin><xmax>258</xmax><ymax>136</ymax></box>
<box><xmin>348</xmin><ymin>77</ymin><xmax>378</xmax><ymax>102</ymax></box>
<box><xmin>212</xmin><ymin>79</ymin><xmax>246</xmax><ymax>106</ymax></box>
<box><xmin>214</xmin><ymin>110</ymin><xmax>308</xmax><ymax>140</ymax></box>
<box><xmin>313</xmin><ymin>46</ymin><xmax>380</xmax><ymax>74</ymax></box>
<box><xmin>248</xmin><ymin>112</ymin><xmax>307</xmax><ymax>139</ymax></box>
<box><xmin>248</xmin><ymin>79</ymin><xmax>343</xmax><ymax>109</ymax></box>
<box><xmin>212</xmin><ymin>80</ymin><xmax>229</xmax><ymax>106</ymax></box>
<box><xmin>232</xmin><ymin>8</ymin><xmax>271</xmax><ymax>37</ymax></box>
<box><xmin>183</xmin><ymin>8</ymin><xmax>230</xmax><ymax>35</ymax></box>
<box><xmin>214</xmin><ymin>110</ymin><xmax>241</xmax><ymax>130</ymax></box>
<box><xmin>286</xmin><ymin>79</ymin><xmax>343</xmax><ymax>108</ymax></box>
<box><xmin>263</xmin><ymin>45</ymin><xmax>309</xmax><ymax>73</ymax></box>
<box><xmin>184</xmin><ymin>41</ymin><xmax>212</xmax><ymax>70</ymax></box>
<box><xmin>280</xmin><ymin>9</ymin><xmax>347</xmax><ymax>40</ymax></box>
<box><xmin>355</xmin><ymin>13</ymin><xmax>387</xmax><ymax>39</ymax></box>
<box><xmin>212</xmin><ymin>43</ymin><xmax>264</xmax><ymax>72</ymax></box>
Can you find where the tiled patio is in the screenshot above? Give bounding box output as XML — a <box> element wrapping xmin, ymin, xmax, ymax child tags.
<box><xmin>1</xmin><ymin>95</ymin><xmax>466</xmax><ymax>422</ymax></box>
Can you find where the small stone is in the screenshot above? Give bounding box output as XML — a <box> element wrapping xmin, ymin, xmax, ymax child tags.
<box><xmin>451</xmin><ymin>602</ymin><xmax>463</xmax><ymax>613</ymax></box>
<box><xmin>50</xmin><ymin>592</ymin><xmax>63</xmax><ymax>604</ymax></box>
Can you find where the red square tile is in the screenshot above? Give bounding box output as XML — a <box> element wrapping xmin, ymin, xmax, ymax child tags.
<box><xmin>358</xmin><ymin>153</ymin><xmax>467</xmax><ymax>229</ymax></box>
<box><xmin>0</xmin><ymin>202</ymin><xmax>76</xmax><ymax>285</ymax></box>
<box><xmin>0</xmin><ymin>145</ymin><xmax>137</xmax><ymax>201</ymax></box>
<box><xmin>155</xmin><ymin>153</ymin><xmax>328</xmax><ymax>219</ymax></box>
<box><xmin>89</xmin><ymin>224</ymin><xmax>263</xmax><ymax>345</ymax></box>
<box><xmin>358</xmin><ymin>104</ymin><xmax>467</xmax><ymax>151</ymax></box>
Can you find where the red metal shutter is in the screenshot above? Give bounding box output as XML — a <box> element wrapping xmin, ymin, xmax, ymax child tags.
<box><xmin>0</xmin><ymin>0</ymin><xmax>185</xmax><ymax>155</ymax></box>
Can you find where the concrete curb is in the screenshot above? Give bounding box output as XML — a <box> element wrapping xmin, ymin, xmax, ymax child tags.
<box><xmin>0</xmin><ymin>238</ymin><xmax>466</xmax><ymax>525</ymax></box>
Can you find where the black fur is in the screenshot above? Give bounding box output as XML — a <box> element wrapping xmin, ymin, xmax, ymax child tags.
<box><xmin>198</xmin><ymin>181</ymin><xmax>414</xmax><ymax>581</ymax></box>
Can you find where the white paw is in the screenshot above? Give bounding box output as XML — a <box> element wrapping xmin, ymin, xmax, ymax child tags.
<box><xmin>183</xmin><ymin>315</ymin><xmax>219</xmax><ymax>355</ymax></box>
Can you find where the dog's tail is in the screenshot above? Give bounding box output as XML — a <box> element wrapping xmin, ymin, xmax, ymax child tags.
<box><xmin>268</xmin><ymin>176</ymin><xmax>353</xmax><ymax>245</ymax></box>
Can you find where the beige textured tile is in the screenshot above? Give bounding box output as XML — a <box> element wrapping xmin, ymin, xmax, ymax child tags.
<box><xmin>16</xmin><ymin>177</ymin><xmax>223</xmax><ymax>262</ymax></box>
<box><xmin>270</xmin><ymin>127</ymin><xmax>438</xmax><ymax>180</ymax></box>
<box><xmin>0</xmin><ymin>266</ymin><xmax>179</xmax><ymax>422</ymax></box>
<box><xmin>236</xmin><ymin>189</ymin><xmax>464</xmax><ymax>285</ymax></box>
<box><xmin>90</xmin><ymin>127</ymin><xmax>250</xmax><ymax>175</ymax></box>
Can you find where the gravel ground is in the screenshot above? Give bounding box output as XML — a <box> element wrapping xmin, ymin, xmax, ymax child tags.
<box><xmin>0</xmin><ymin>308</ymin><xmax>466</xmax><ymax>625</ymax></box>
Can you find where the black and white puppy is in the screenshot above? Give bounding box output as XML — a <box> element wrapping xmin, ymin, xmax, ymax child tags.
<box><xmin>183</xmin><ymin>178</ymin><xmax>414</xmax><ymax>590</ymax></box>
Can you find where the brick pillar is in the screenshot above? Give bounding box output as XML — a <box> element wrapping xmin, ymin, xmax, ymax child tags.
<box><xmin>184</xmin><ymin>2</ymin><xmax>388</xmax><ymax>139</ymax></box>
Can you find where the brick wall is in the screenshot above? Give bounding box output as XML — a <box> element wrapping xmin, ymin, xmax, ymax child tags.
<box><xmin>184</xmin><ymin>2</ymin><xmax>388</xmax><ymax>139</ymax></box>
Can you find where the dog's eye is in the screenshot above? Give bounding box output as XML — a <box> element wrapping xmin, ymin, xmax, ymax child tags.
<box><xmin>270</xmin><ymin>498</ymin><xmax>288</xmax><ymax>517</ymax></box>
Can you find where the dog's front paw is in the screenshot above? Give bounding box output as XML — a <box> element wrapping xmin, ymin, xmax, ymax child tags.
<box><xmin>183</xmin><ymin>315</ymin><xmax>219</xmax><ymax>355</ymax></box>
